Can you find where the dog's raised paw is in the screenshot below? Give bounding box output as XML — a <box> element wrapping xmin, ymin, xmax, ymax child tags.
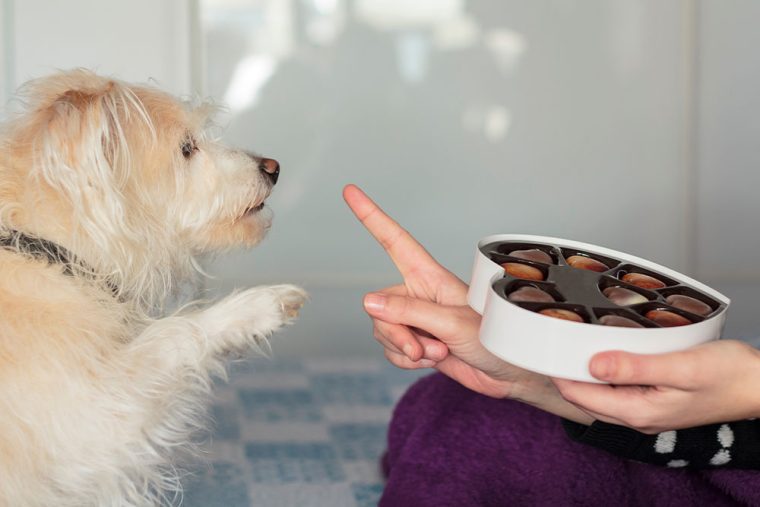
<box><xmin>269</xmin><ymin>284</ymin><xmax>308</xmax><ymax>321</ymax></box>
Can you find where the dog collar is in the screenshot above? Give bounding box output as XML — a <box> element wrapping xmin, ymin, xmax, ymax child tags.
<box><xmin>0</xmin><ymin>230</ymin><xmax>78</xmax><ymax>275</ymax></box>
<box><xmin>0</xmin><ymin>230</ymin><xmax>119</xmax><ymax>296</ymax></box>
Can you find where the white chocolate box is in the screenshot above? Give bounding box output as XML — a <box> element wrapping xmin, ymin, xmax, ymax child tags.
<box><xmin>467</xmin><ymin>234</ymin><xmax>730</xmax><ymax>383</ymax></box>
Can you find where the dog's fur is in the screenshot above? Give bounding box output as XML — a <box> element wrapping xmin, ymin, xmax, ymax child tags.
<box><xmin>0</xmin><ymin>70</ymin><xmax>307</xmax><ymax>506</ymax></box>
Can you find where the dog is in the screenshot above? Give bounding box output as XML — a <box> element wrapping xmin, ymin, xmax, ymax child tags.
<box><xmin>0</xmin><ymin>69</ymin><xmax>307</xmax><ymax>506</ymax></box>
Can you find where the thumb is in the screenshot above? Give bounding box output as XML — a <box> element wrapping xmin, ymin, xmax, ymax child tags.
<box><xmin>363</xmin><ymin>292</ymin><xmax>477</xmax><ymax>343</ymax></box>
<box><xmin>589</xmin><ymin>349</ymin><xmax>695</xmax><ymax>387</ymax></box>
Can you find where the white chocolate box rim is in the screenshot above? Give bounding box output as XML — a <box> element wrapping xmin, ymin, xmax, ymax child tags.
<box><xmin>467</xmin><ymin>234</ymin><xmax>731</xmax><ymax>382</ymax></box>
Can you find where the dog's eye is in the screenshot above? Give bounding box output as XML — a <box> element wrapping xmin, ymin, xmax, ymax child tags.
<box><xmin>181</xmin><ymin>136</ymin><xmax>198</xmax><ymax>159</ymax></box>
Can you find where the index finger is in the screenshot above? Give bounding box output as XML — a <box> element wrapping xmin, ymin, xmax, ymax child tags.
<box><xmin>343</xmin><ymin>184</ymin><xmax>438</xmax><ymax>276</ymax></box>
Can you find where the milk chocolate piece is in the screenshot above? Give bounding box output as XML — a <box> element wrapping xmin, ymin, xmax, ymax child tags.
<box><xmin>645</xmin><ymin>310</ymin><xmax>691</xmax><ymax>327</ymax></box>
<box><xmin>510</xmin><ymin>248</ymin><xmax>552</xmax><ymax>264</ymax></box>
<box><xmin>598</xmin><ymin>315</ymin><xmax>644</xmax><ymax>328</ymax></box>
<box><xmin>665</xmin><ymin>295</ymin><xmax>712</xmax><ymax>317</ymax></box>
<box><xmin>602</xmin><ymin>287</ymin><xmax>648</xmax><ymax>306</ymax></box>
<box><xmin>566</xmin><ymin>255</ymin><xmax>608</xmax><ymax>273</ymax></box>
<box><xmin>502</xmin><ymin>263</ymin><xmax>545</xmax><ymax>281</ymax></box>
<box><xmin>538</xmin><ymin>308</ymin><xmax>584</xmax><ymax>323</ymax></box>
<box><xmin>622</xmin><ymin>272</ymin><xmax>666</xmax><ymax>290</ymax></box>
<box><xmin>508</xmin><ymin>286</ymin><xmax>555</xmax><ymax>303</ymax></box>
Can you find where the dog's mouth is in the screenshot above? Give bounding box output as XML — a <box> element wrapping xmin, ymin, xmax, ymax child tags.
<box><xmin>243</xmin><ymin>202</ymin><xmax>266</xmax><ymax>215</ymax></box>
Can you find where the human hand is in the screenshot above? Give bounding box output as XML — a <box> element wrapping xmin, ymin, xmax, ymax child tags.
<box><xmin>343</xmin><ymin>184</ymin><xmax>593</xmax><ymax>422</ymax></box>
<box><xmin>342</xmin><ymin>183</ymin><xmax>466</xmax><ymax>365</ymax></box>
<box><xmin>552</xmin><ymin>339</ymin><xmax>760</xmax><ymax>433</ymax></box>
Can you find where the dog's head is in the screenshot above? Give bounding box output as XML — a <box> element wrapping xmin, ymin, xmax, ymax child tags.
<box><xmin>1</xmin><ymin>69</ymin><xmax>278</xmax><ymax>302</ymax></box>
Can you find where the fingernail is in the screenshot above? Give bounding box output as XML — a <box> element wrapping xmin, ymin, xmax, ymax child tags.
<box><xmin>402</xmin><ymin>343</ymin><xmax>415</xmax><ymax>360</ymax></box>
<box><xmin>364</xmin><ymin>293</ymin><xmax>386</xmax><ymax>312</ymax></box>
<box><xmin>591</xmin><ymin>356</ymin><xmax>611</xmax><ymax>379</ymax></box>
<box><xmin>418</xmin><ymin>359</ymin><xmax>435</xmax><ymax>368</ymax></box>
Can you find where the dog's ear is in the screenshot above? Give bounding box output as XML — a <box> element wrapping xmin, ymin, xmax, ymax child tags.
<box><xmin>29</xmin><ymin>76</ymin><xmax>154</xmax><ymax>247</ymax></box>
<box><xmin>38</xmin><ymin>82</ymin><xmax>141</xmax><ymax>185</ymax></box>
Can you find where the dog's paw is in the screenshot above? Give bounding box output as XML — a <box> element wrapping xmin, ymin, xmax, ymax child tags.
<box><xmin>197</xmin><ymin>285</ymin><xmax>307</xmax><ymax>346</ymax></box>
<box><xmin>270</xmin><ymin>284</ymin><xmax>308</xmax><ymax>322</ymax></box>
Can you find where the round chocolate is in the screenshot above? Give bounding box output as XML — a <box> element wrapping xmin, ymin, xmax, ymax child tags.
<box><xmin>598</xmin><ymin>315</ymin><xmax>644</xmax><ymax>328</ymax></box>
<box><xmin>502</xmin><ymin>263</ymin><xmax>545</xmax><ymax>281</ymax></box>
<box><xmin>566</xmin><ymin>255</ymin><xmax>608</xmax><ymax>273</ymax></box>
<box><xmin>508</xmin><ymin>286</ymin><xmax>555</xmax><ymax>303</ymax></box>
<box><xmin>645</xmin><ymin>310</ymin><xmax>691</xmax><ymax>327</ymax></box>
<box><xmin>666</xmin><ymin>294</ymin><xmax>712</xmax><ymax>317</ymax></box>
<box><xmin>602</xmin><ymin>287</ymin><xmax>648</xmax><ymax>306</ymax></box>
<box><xmin>622</xmin><ymin>272</ymin><xmax>666</xmax><ymax>290</ymax></box>
<box><xmin>538</xmin><ymin>308</ymin><xmax>584</xmax><ymax>323</ymax></box>
<box><xmin>510</xmin><ymin>248</ymin><xmax>553</xmax><ymax>264</ymax></box>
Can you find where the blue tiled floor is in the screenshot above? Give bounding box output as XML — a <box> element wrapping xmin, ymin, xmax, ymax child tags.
<box><xmin>182</xmin><ymin>358</ymin><xmax>426</xmax><ymax>507</ymax></box>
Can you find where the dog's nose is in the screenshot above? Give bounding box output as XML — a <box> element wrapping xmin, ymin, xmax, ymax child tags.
<box><xmin>259</xmin><ymin>158</ymin><xmax>280</xmax><ymax>185</ymax></box>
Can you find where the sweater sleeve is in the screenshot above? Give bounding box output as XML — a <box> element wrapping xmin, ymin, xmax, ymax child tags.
<box><xmin>562</xmin><ymin>418</ymin><xmax>760</xmax><ymax>469</ymax></box>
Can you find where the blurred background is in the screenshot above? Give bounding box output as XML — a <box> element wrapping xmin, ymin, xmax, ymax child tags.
<box><xmin>2</xmin><ymin>0</ymin><xmax>760</xmax><ymax>353</ymax></box>
<box><xmin>3</xmin><ymin>2</ymin><xmax>760</xmax><ymax>506</ymax></box>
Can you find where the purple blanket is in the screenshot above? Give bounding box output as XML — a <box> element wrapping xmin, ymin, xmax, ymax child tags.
<box><xmin>381</xmin><ymin>373</ymin><xmax>760</xmax><ymax>506</ymax></box>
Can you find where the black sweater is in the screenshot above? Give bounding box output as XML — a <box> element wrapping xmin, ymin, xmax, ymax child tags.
<box><xmin>563</xmin><ymin>418</ymin><xmax>760</xmax><ymax>469</ymax></box>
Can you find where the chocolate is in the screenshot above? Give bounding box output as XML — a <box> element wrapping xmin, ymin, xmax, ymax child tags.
<box><xmin>485</xmin><ymin>239</ymin><xmax>725</xmax><ymax>330</ymax></box>
<box><xmin>508</xmin><ymin>286</ymin><xmax>555</xmax><ymax>303</ymax></box>
<box><xmin>602</xmin><ymin>287</ymin><xmax>648</xmax><ymax>306</ymax></box>
<box><xmin>645</xmin><ymin>310</ymin><xmax>691</xmax><ymax>327</ymax></box>
<box><xmin>538</xmin><ymin>308</ymin><xmax>584</xmax><ymax>323</ymax></box>
<box><xmin>566</xmin><ymin>255</ymin><xmax>608</xmax><ymax>273</ymax></box>
<box><xmin>666</xmin><ymin>295</ymin><xmax>712</xmax><ymax>317</ymax></box>
<box><xmin>510</xmin><ymin>248</ymin><xmax>552</xmax><ymax>264</ymax></box>
<box><xmin>622</xmin><ymin>272</ymin><xmax>666</xmax><ymax>290</ymax></box>
<box><xmin>598</xmin><ymin>315</ymin><xmax>645</xmax><ymax>328</ymax></box>
<box><xmin>502</xmin><ymin>263</ymin><xmax>544</xmax><ymax>281</ymax></box>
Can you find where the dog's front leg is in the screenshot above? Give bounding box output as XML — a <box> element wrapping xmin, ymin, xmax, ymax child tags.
<box><xmin>129</xmin><ymin>284</ymin><xmax>307</xmax><ymax>375</ymax></box>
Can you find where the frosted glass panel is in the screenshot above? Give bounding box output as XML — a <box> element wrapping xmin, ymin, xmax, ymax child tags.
<box><xmin>201</xmin><ymin>0</ymin><xmax>690</xmax><ymax>291</ymax></box>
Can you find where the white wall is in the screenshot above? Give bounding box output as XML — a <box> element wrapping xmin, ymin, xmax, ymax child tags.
<box><xmin>696</xmin><ymin>0</ymin><xmax>760</xmax><ymax>282</ymax></box>
<box><xmin>1</xmin><ymin>0</ymin><xmax>193</xmax><ymax>98</ymax></box>
<box><xmin>206</xmin><ymin>1</ymin><xmax>694</xmax><ymax>286</ymax></box>
<box><xmin>693</xmin><ymin>0</ymin><xmax>760</xmax><ymax>341</ymax></box>
<box><xmin>0</xmin><ymin>0</ymin><xmax>10</xmax><ymax>107</ymax></box>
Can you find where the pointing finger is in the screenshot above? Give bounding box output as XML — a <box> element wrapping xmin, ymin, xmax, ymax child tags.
<box><xmin>343</xmin><ymin>184</ymin><xmax>439</xmax><ymax>278</ymax></box>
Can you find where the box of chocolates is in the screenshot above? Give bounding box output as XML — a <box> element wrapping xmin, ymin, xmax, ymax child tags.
<box><xmin>467</xmin><ymin>235</ymin><xmax>730</xmax><ymax>382</ymax></box>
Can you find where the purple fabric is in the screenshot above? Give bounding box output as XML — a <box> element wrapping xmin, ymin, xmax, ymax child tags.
<box><xmin>381</xmin><ymin>373</ymin><xmax>760</xmax><ymax>507</ymax></box>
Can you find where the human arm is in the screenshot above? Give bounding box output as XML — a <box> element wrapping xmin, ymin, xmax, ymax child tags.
<box><xmin>554</xmin><ymin>340</ymin><xmax>760</xmax><ymax>468</ymax></box>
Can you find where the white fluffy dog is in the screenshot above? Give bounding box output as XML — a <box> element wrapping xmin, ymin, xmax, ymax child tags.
<box><xmin>0</xmin><ymin>70</ymin><xmax>307</xmax><ymax>506</ymax></box>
